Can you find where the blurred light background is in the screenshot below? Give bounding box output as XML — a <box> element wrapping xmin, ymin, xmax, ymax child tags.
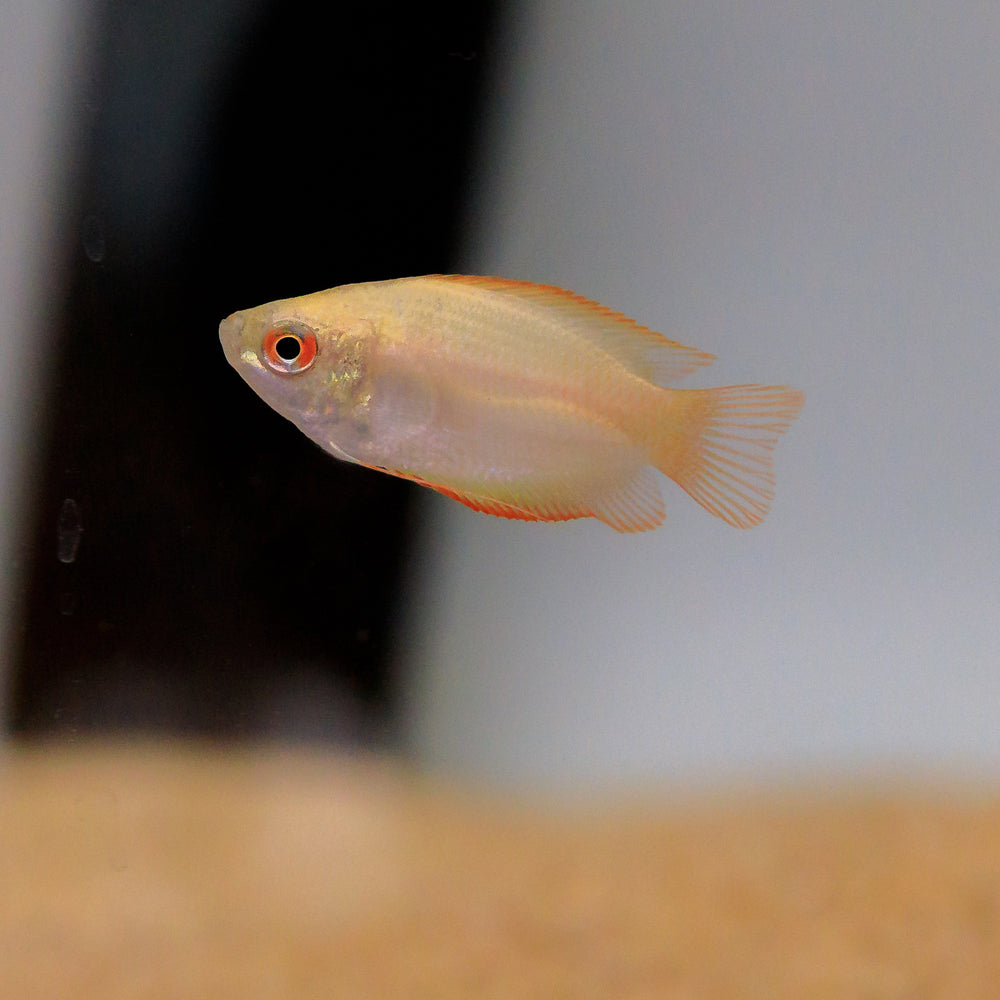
<box><xmin>3</xmin><ymin>1</ymin><xmax>1000</xmax><ymax>793</ymax></box>
<box><xmin>0</xmin><ymin>0</ymin><xmax>96</xmax><ymax>731</ymax></box>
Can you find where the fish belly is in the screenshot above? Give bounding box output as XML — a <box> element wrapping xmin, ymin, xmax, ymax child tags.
<box><xmin>360</xmin><ymin>347</ymin><xmax>653</xmax><ymax>523</ymax></box>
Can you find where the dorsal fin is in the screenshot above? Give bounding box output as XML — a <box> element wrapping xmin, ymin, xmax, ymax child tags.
<box><xmin>432</xmin><ymin>274</ymin><xmax>715</xmax><ymax>385</ymax></box>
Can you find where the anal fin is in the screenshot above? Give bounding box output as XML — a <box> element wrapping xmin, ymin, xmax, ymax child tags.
<box><xmin>389</xmin><ymin>464</ymin><xmax>666</xmax><ymax>533</ymax></box>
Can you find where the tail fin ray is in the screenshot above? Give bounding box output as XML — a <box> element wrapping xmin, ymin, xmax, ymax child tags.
<box><xmin>658</xmin><ymin>384</ymin><xmax>804</xmax><ymax>528</ymax></box>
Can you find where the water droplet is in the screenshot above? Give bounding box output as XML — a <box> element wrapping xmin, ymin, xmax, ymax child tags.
<box><xmin>57</xmin><ymin>498</ymin><xmax>83</xmax><ymax>564</ymax></box>
<box><xmin>82</xmin><ymin>215</ymin><xmax>105</xmax><ymax>263</ymax></box>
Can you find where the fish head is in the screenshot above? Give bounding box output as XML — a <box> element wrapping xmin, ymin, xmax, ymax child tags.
<box><xmin>219</xmin><ymin>298</ymin><xmax>377</xmax><ymax>453</ymax></box>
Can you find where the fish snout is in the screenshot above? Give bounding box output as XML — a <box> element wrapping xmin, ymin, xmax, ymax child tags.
<box><xmin>219</xmin><ymin>311</ymin><xmax>244</xmax><ymax>338</ymax></box>
<box><xmin>218</xmin><ymin>311</ymin><xmax>246</xmax><ymax>361</ymax></box>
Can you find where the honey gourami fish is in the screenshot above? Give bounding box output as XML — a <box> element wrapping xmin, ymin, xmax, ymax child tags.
<box><xmin>219</xmin><ymin>275</ymin><xmax>803</xmax><ymax>532</ymax></box>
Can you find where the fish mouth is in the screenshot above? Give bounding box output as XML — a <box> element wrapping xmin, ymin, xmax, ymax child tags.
<box><xmin>219</xmin><ymin>311</ymin><xmax>244</xmax><ymax>336</ymax></box>
<box><xmin>218</xmin><ymin>312</ymin><xmax>245</xmax><ymax>364</ymax></box>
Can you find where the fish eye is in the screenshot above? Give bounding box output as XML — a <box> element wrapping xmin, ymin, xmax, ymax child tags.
<box><xmin>261</xmin><ymin>323</ymin><xmax>318</xmax><ymax>375</ymax></box>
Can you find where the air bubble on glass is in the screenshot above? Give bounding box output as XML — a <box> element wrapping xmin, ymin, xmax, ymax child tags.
<box><xmin>57</xmin><ymin>498</ymin><xmax>83</xmax><ymax>564</ymax></box>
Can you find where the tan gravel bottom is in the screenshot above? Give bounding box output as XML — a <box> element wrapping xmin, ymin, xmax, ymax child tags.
<box><xmin>2</xmin><ymin>741</ymin><xmax>999</xmax><ymax>998</ymax></box>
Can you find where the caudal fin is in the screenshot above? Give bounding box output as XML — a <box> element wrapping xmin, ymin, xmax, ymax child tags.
<box><xmin>657</xmin><ymin>385</ymin><xmax>804</xmax><ymax>528</ymax></box>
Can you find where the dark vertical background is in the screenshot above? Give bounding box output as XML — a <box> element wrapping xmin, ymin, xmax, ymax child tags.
<box><xmin>8</xmin><ymin>0</ymin><xmax>500</xmax><ymax>743</ymax></box>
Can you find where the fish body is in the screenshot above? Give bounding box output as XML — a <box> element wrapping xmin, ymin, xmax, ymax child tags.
<box><xmin>219</xmin><ymin>275</ymin><xmax>803</xmax><ymax>532</ymax></box>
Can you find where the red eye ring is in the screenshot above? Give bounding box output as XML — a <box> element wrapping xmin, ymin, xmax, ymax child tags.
<box><xmin>262</xmin><ymin>323</ymin><xmax>318</xmax><ymax>375</ymax></box>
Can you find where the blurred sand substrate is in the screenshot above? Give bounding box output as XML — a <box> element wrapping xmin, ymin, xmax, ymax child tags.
<box><xmin>2</xmin><ymin>740</ymin><xmax>999</xmax><ymax>998</ymax></box>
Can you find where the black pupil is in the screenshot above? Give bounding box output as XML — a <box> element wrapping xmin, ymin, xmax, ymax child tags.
<box><xmin>275</xmin><ymin>335</ymin><xmax>301</xmax><ymax>362</ymax></box>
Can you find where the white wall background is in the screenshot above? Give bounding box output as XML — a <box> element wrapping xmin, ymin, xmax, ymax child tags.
<box><xmin>402</xmin><ymin>2</ymin><xmax>1000</xmax><ymax>791</ymax></box>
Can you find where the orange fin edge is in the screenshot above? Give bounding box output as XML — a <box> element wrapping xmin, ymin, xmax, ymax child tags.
<box><xmin>380</xmin><ymin>466</ymin><xmax>665</xmax><ymax>533</ymax></box>
<box><xmin>395</xmin><ymin>472</ymin><xmax>571</xmax><ymax>524</ymax></box>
